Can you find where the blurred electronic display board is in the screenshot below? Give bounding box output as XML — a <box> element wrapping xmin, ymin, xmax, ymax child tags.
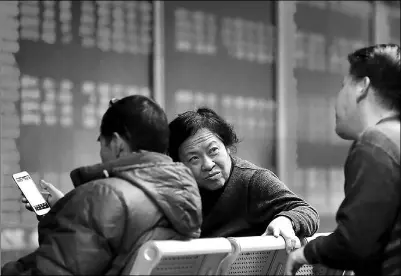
<box><xmin>388</xmin><ymin>5</ymin><xmax>400</xmax><ymax>44</ymax></box>
<box><xmin>1</xmin><ymin>0</ymin><xmax>152</xmax><ymax>265</ymax></box>
<box><xmin>293</xmin><ymin>1</ymin><xmax>374</xmax><ymax>229</ymax></box>
<box><xmin>163</xmin><ymin>1</ymin><xmax>277</xmax><ymax>169</ymax></box>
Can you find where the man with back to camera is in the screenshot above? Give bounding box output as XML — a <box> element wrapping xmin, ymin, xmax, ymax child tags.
<box><xmin>1</xmin><ymin>95</ymin><xmax>202</xmax><ymax>275</ymax></box>
<box><xmin>285</xmin><ymin>44</ymin><xmax>400</xmax><ymax>276</ymax></box>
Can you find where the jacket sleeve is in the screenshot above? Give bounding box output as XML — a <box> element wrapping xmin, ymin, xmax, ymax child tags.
<box><xmin>303</xmin><ymin>143</ymin><xmax>400</xmax><ymax>270</ymax></box>
<box><xmin>1</xmin><ymin>252</ymin><xmax>36</xmax><ymax>275</ymax></box>
<box><xmin>247</xmin><ymin>170</ymin><xmax>320</xmax><ymax>237</ymax></box>
<box><xmin>2</xmin><ymin>181</ymin><xmax>127</xmax><ymax>275</ymax></box>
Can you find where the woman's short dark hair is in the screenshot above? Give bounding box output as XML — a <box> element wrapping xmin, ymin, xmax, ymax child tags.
<box><xmin>168</xmin><ymin>107</ymin><xmax>239</xmax><ymax>162</ymax></box>
<box><xmin>100</xmin><ymin>95</ymin><xmax>169</xmax><ymax>154</ymax></box>
<box><xmin>348</xmin><ymin>43</ymin><xmax>400</xmax><ymax>111</ymax></box>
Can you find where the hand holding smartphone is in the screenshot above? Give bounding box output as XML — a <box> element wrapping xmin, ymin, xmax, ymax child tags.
<box><xmin>22</xmin><ymin>179</ymin><xmax>64</xmax><ymax>210</ymax></box>
<box><xmin>12</xmin><ymin>171</ymin><xmax>51</xmax><ymax>216</ymax></box>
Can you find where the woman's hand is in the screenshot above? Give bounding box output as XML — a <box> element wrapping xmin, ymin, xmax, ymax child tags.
<box><xmin>263</xmin><ymin>216</ymin><xmax>297</xmax><ymax>254</ymax></box>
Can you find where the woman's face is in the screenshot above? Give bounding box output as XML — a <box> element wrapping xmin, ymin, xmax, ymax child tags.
<box><xmin>178</xmin><ymin>128</ymin><xmax>232</xmax><ymax>191</ymax></box>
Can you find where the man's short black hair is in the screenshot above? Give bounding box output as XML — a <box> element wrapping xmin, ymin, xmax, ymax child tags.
<box><xmin>100</xmin><ymin>95</ymin><xmax>169</xmax><ymax>154</ymax></box>
<box><xmin>168</xmin><ymin>107</ymin><xmax>239</xmax><ymax>162</ymax></box>
<box><xmin>348</xmin><ymin>43</ymin><xmax>400</xmax><ymax>111</ymax></box>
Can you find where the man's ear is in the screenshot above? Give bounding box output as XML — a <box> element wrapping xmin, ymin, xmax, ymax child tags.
<box><xmin>355</xmin><ymin>76</ymin><xmax>370</xmax><ymax>103</ymax></box>
<box><xmin>111</xmin><ymin>132</ymin><xmax>125</xmax><ymax>155</ymax></box>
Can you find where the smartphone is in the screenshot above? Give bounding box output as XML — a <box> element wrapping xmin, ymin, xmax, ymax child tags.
<box><xmin>12</xmin><ymin>171</ymin><xmax>51</xmax><ymax>216</ymax></box>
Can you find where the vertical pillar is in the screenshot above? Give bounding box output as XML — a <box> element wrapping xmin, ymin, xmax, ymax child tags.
<box><xmin>373</xmin><ymin>1</ymin><xmax>391</xmax><ymax>44</ymax></box>
<box><xmin>276</xmin><ymin>1</ymin><xmax>298</xmax><ymax>186</ymax></box>
<box><xmin>153</xmin><ymin>1</ymin><xmax>166</xmax><ymax>109</ymax></box>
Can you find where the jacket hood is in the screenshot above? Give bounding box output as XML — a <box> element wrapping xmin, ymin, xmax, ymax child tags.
<box><xmin>70</xmin><ymin>151</ymin><xmax>202</xmax><ymax>238</ymax></box>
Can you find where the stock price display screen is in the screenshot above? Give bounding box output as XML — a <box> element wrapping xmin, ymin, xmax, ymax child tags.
<box><xmin>163</xmin><ymin>1</ymin><xmax>277</xmax><ymax>169</ymax></box>
<box><xmin>1</xmin><ymin>0</ymin><xmax>152</xmax><ymax>263</ymax></box>
<box><xmin>292</xmin><ymin>1</ymin><xmax>373</xmax><ymax>226</ymax></box>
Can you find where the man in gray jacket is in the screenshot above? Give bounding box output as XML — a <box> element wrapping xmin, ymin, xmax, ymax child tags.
<box><xmin>286</xmin><ymin>44</ymin><xmax>400</xmax><ymax>276</ymax></box>
<box><xmin>2</xmin><ymin>95</ymin><xmax>202</xmax><ymax>275</ymax></box>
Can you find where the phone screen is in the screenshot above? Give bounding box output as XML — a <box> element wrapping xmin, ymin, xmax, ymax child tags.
<box><xmin>13</xmin><ymin>172</ymin><xmax>50</xmax><ymax>216</ymax></box>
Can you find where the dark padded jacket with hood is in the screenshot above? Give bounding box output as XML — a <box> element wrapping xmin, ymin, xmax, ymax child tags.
<box><xmin>1</xmin><ymin>151</ymin><xmax>202</xmax><ymax>275</ymax></box>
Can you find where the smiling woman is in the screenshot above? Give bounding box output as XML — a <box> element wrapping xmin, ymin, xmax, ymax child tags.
<box><xmin>168</xmin><ymin>107</ymin><xmax>320</xmax><ymax>245</ymax></box>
